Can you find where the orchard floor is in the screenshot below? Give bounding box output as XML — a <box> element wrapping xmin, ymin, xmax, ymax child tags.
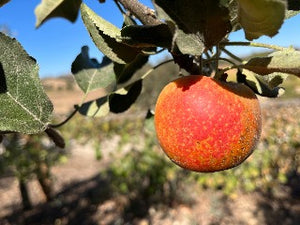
<box><xmin>1</xmin><ymin>99</ymin><xmax>300</xmax><ymax>225</ymax></box>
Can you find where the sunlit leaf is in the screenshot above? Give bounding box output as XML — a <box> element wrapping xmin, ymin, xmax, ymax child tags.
<box><xmin>78</xmin><ymin>96</ymin><xmax>109</xmax><ymax>117</ymax></box>
<box><xmin>244</xmin><ymin>48</ymin><xmax>300</xmax><ymax>77</ymax></box>
<box><xmin>80</xmin><ymin>3</ymin><xmax>141</xmax><ymax>64</ymax></box>
<box><xmin>237</xmin><ymin>0</ymin><xmax>286</xmax><ymax>40</ymax></box>
<box><xmin>35</xmin><ymin>0</ymin><xmax>82</xmax><ymax>28</ymax></box>
<box><xmin>0</xmin><ymin>33</ymin><xmax>53</xmax><ymax>134</ymax></box>
<box><xmin>71</xmin><ymin>46</ymin><xmax>116</xmax><ymax>94</ymax></box>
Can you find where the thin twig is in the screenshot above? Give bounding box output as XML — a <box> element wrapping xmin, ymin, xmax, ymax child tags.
<box><xmin>220</xmin><ymin>41</ymin><xmax>286</xmax><ymax>51</ymax></box>
<box><xmin>221</xmin><ymin>47</ymin><xmax>243</xmax><ymax>63</ymax></box>
<box><xmin>49</xmin><ymin>106</ymin><xmax>79</xmax><ymax>128</ymax></box>
<box><xmin>141</xmin><ymin>59</ymin><xmax>175</xmax><ymax>79</ymax></box>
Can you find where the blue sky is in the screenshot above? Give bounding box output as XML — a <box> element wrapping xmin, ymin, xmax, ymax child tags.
<box><xmin>1</xmin><ymin>0</ymin><xmax>300</xmax><ymax>78</ymax></box>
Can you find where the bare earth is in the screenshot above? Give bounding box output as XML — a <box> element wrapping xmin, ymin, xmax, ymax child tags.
<box><xmin>0</xmin><ymin>78</ymin><xmax>300</xmax><ymax>225</ymax></box>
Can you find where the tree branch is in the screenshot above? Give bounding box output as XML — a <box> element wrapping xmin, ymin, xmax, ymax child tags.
<box><xmin>117</xmin><ymin>0</ymin><xmax>162</xmax><ymax>25</ymax></box>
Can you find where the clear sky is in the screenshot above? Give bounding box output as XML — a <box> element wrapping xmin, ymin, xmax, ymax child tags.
<box><xmin>1</xmin><ymin>0</ymin><xmax>300</xmax><ymax>78</ymax></box>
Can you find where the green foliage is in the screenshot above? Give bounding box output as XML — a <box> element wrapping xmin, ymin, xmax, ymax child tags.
<box><xmin>244</xmin><ymin>48</ymin><xmax>300</xmax><ymax>78</ymax></box>
<box><xmin>0</xmin><ymin>133</ymin><xmax>66</xmax><ymax>180</ymax></box>
<box><xmin>80</xmin><ymin>3</ymin><xmax>141</xmax><ymax>64</ymax></box>
<box><xmin>71</xmin><ymin>46</ymin><xmax>116</xmax><ymax>94</ymax></box>
<box><xmin>57</xmin><ymin>102</ymin><xmax>300</xmax><ymax>197</ymax></box>
<box><xmin>237</xmin><ymin>0</ymin><xmax>286</xmax><ymax>40</ymax></box>
<box><xmin>35</xmin><ymin>0</ymin><xmax>82</xmax><ymax>28</ymax></box>
<box><xmin>0</xmin><ymin>33</ymin><xmax>53</xmax><ymax>134</ymax></box>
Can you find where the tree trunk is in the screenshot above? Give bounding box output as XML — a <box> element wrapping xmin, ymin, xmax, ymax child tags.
<box><xmin>19</xmin><ymin>179</ymin><xmax>32</xmax><ymax>210</ymax></box>
<box><xmin>37</xmin><ymin>162</ymin><xmax>53</xmax><ymax>201</ymax></box>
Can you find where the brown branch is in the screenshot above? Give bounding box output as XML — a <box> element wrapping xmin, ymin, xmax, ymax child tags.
<box><xmin>117</xmin><ymin>0</ymin><xmax>162</xmax><ymax>25</ymax></box>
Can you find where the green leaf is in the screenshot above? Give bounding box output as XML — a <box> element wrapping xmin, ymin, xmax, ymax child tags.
<box><xmin>237</xmin><ymin>69</ymin><xmax>285</xmax><ymax>97</ymax></box>
<box><xmin>121</xmin><ymin>24</ymin><xmax>173</xmax><ymax>48</ymax></box>
<box><xmin>78</xmin><ymin>96</ymin><xmax>109</xmax><ymax>117</ymax></box>
<box><xmin>0</xmin><ymin>0</ymin><xmax>10</xmax><ymax>7</ymax></box>
<box><xmin>221</xmin><ymin>0</ymin><xmax>241</xmax><ymax>31</ymax></box>
<box><xmin>35</xmin><ymin>0</ymin><xmax>82</xmax><ymax>28</ymax></box>
<box><xmin>0</xmin><ymin>33</ymin><xmax>53</xmax><ymax>134</ymax></box>
<box><xmin>114</xmin><ymin>54</ymin><xmax>149</xmax><ymax>84</ymax></box>
<box><xmin>244</xmin><ymin>48</ymin><xmax>300</xmax><ymax>77</ymax></box>
<box><xmin>237</xmin><ymin>0</ymin><xmax>286</xmax><ymax>40</ymax></box>
<box><xmin>109</xmin><ymin>79</ymin><xmax>143</xmax><ymax>113</ymax></box>
<box><xmin>79</xmin><ymin>79</ymin><xmax>143</xmax><ymax>117</ymax></box>
<box><xmin>80</xmin><ymin>3</ymin><xmax>141</xmax><ymax>64</ymax></box>
<box><xmin>153</xmin><ymin>0</ymin><xmax>231</xmax><ymax>55</ymax></box>
<box><xmin>71</xmin><ymin>46</ymin><xmax>116</xmax><ymax>94</ymax></box>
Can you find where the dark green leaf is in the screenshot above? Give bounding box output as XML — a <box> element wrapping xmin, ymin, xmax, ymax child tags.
<box><xmin>121</xmin><ymin>24</ymin><xmax>173</xmax><ymax>48</ymax></box>
<box><xmin>109</xmin><ymin>79</ymin><xmax>143</xmax><ymax>113</ymax></box>
<box><xmin>80</xmin><ymin>3</ymin><xmax>141</xmax><ymax>64</ymax></box>
<box><xmin>35</xmin><ymin>0</ymin><xmax>82</xmax><ymax>28</ymax></box>
<box><xmin>71</xmin><ymin>46</ymin><xmax>116</xmax><ymax>94</ymax></box>
<box><xmin>237</xmin><ymin>0</ymin><xmax>286</xmax><ymax>40</ymax></box>
<box><xmin>0</xmin><ymin>33</ymin><xmax>53</xmax><ymax>134</ymax></box>
<box><xmin>114</xmin><ymin>54</ymin><xmax>149</xmax><ymax>84</ymax></box>
<box><xmin>153</xmin><ymin>0</ymin><xmax>231</xmax><ymax>55</ymax></box>
<box><xmin>244</xmin><ymin>48</ymin><xmax>300</xmax><ymax>77</ymax></box>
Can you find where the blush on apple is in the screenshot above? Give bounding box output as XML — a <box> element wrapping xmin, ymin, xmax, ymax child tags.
<box><xmin>154</xmin><ymin>75</ymin><xmax>262</xmax><ymax>172</ymax></box>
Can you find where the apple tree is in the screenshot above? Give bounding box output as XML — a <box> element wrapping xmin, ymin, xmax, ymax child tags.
<box><xmin>1</xmin><ymin>0</ymin><xmax>300</xmax><ymax>207</ymax></box>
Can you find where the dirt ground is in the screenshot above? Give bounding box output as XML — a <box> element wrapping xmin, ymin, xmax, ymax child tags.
<box><xmin>0</xmin><ymin>138</ymin><xmax>300</xmax><ymax>225</ymax></box>
<box><xmin>1</xmin><ymin>80</ymin><xmax>300</xmax><ymax>225</ymax></box>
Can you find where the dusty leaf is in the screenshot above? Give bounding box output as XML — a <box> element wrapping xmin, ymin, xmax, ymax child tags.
<box><xmin>35</xmin><ymin>0</ymin><xmax>81</xmax><ymax>28</ymax></box>
<box><xmin>237</xmin><ymin>0</ymin><xmax>286</xmax><ymax>40</ymax></box>
<box><xmin>71</xmin><ymin>46</ymin><xmax>116</xmax><ymax>94</ymax></box>
<box><xmin>244</xmin><ymin>48</ymin><xmax>300</xmax><ymax>77</ymax></box>
<box><xmin>0</xmin><ymin>33</ymin><xmax>53</xmax><ymax>134</ymax></box>
<box><xmin>153</xmin><ymin>0</ymin><xmax>231</xmax><ymax>55</ymax></box>
<box><xmin>237</xmin><ymin>70</ymin><xmax>285</xmax><ymax>97</ymax></box>
<box><xmin>80</xmin><ymin>3</ymin><xmax>141</xmax><ymax>64</ymax></box>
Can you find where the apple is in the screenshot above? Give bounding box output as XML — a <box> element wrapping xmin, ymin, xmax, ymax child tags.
<box><xmin>154</xmin><ymin>75</ymin><xmax>262</xmax><ymax>172</ymax></box>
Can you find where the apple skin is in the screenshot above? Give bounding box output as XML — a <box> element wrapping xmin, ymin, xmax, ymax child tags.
<box><xmin>154</xmin><ymin>75</ymin><xmax>262</xmax><ymax>172</ymax></box>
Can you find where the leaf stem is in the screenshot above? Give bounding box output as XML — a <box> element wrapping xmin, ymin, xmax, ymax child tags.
<box><xmin>141</xmin><ymin>59</ymin><xmax>175</xmax><ymax>79</ymax></box>
<box><xmin>221</xmin><ymin>48</ymin><xmax>243</xmax><ymax>63</ymax></box>
<box><xmin>49</xmin><ymin>106</ymin><xmax>79</xmax><ymax>128</ymax></box>
<box><xmin>220</xmin><ymin>41</ymin><xmax>286</xmax><ymax>51</ymax></box>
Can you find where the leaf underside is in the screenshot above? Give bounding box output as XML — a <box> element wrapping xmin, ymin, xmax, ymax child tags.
<box><xmin>35</xmin><ymin>0</ymin><xmax>82</xmax><ymax>28</ymax></box>
<box><xmin>80</xmin><ymin>3</ymin><xmax>141</xmax><ymax>64</ymax></box>
<box><xmin>237</xmin><ymin>0</ymin><xmax>286</xmax><ymax>40</ymax></box>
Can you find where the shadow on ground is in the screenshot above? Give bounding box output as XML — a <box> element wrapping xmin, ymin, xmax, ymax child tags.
<box><xmin>1</xmin><ymin>171</ymin><xmax>300</xmax><ymax>225</ymax></box>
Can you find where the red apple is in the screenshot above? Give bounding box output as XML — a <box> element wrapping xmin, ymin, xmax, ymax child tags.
<box><xmin>154</xmin><ymin>75</ymin><xmax>262</xmax><ymax>172</ymax></box>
